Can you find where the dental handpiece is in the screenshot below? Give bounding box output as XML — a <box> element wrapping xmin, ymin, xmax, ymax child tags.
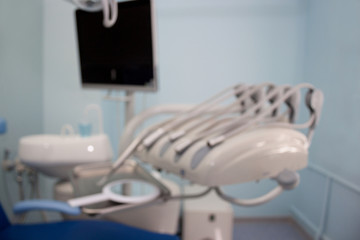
<box><xmin>172</xmin><ymin>83</ymin><xmax>279</xmax><ymax>153</ymax></box>
<box><xmin>207</xmin><ymin>83</ymin><xmax>317</xmax><ymax>147</ymax></box>
<box><xmin>142</xmin><ymin>84</ymin><xmax>249</xmax><ymax>148</ymax></box>
<box><xmin>98</xmin><ymin>84</ymin><xmax>246</xmax><ymax>185</ymax></box>
<box><xmin>165</xmin><ymin>83</ymin><xmax>273</xmax><ymax>146</ymax></box>
<box><xmin>175</xmin><ymin>85</ymin><xmax>288</xmax><ymax>152</ymax></box>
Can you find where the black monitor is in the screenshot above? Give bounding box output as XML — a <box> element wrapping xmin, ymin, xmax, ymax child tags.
<box><xmin>75</xmin><ymin>0</ymin><xmax>157</xmax><ymax>91</ymax></box>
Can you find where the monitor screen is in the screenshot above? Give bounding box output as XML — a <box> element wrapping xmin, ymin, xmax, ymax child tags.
<box><xmin>75</xmin><ymin>0</ymin><xmax>157</xmax><ymax>91</ymax></box>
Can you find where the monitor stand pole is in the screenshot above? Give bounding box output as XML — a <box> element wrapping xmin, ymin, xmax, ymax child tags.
<box><xmin>123</xmin><ymin>90</ymin><xmax>134</xmax><ymax>196</ymax></box>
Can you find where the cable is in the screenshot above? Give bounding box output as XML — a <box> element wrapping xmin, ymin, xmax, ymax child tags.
<box><xmin>98</xmin><ymin>84</ymin><xmax>246</xmax><ymax>185</ymax></box>
<box><xmin>169</xmin><ymin>83</ymin><xmax>275</xmax><ymax>149</ymax></box>
<box><xmin>13</xmin><ymin>159</ymin><xmax>26</xmax><ymax>223</ymax></box>
<box><xmin>15</xmin><ymin>160</ymin><xmax>25</xmax><ymax>201</ymax></box>
<box><xmin>142</xmin><ymin>84</ymin><xmax>246</xmax><ymax>148</ymax></box>
<box><xmin>215</xmin><ymin>186</ymin><xmax>283</xmax><ymax>207</ymax></box>
<box><xmin>218</xmin><ymin>84</ymin><xmax>316</xmax><ymax>141</ymax></box>
<box><xmin>34</xmin><ymin>174</ymin><xmax>48</xmax><ymax>222</ymax></box>
<box><xmin>1</xmin><ymin>167</ymin><xmax>14</xmax><ymax>218</ymax></box>
<box><xmin>203</xmin><ymin>83</ymin><xmax>317</xmax><ymax>148</ymax></box>
<box><xmin>72</xmin><ymin>0</ymin><xmax>118</xmax><ymax>28</ymax></box>
<box><xmin>101</xmin><ymin>0</ymin><xmax>118</xmax><ymax>28</ymax></box>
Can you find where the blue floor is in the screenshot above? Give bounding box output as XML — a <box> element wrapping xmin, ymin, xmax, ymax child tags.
<box><xmin>233</xmin><ymin>220</ymin><xmax>310</xmax><ymax>240</ymax></box>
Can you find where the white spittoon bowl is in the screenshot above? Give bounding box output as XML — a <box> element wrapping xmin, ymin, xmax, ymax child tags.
<box><xmin>19</xmin><ymin>134</ymin><xmax>113</xmax><ymax>179</ymax></box>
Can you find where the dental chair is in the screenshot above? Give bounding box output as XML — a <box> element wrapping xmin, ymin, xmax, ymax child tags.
<box><xmin>11</xmin><ymin>83</ymin><xmax>323</xmax><ymax>239</ymax></box>
<box><xmin>0</xmin><ymin>203</ymin><xmax>178</xmax><ymax>240</ymax></box>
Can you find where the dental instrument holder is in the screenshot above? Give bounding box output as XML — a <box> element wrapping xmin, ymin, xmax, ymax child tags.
<box><xmin>104</xmin><ymin>83</ymin><xmax>322</xmax><ymax>206</ymax></box>
<box><xmin>76</xmin><ymin>83</ymin><xmax>323</xmax><ymax>217</ymax></box>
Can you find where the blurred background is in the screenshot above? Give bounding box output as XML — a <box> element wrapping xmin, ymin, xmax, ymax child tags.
<box><xmin>0</xmin><ymin>0</ymin><xmax>359</xmax><ymax>239</ymax></box>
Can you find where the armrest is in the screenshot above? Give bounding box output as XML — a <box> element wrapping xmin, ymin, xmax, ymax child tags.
<box><xmin>13</xmin><ymin>200</ymin><xmax>81</xmax><ymax>216</ymax></box>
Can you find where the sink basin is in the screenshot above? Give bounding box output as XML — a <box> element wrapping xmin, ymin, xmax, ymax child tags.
<box><xmin>19</xmin><ymin>134</ymin><xmax>113</xmax><ymax>179</ymax></box>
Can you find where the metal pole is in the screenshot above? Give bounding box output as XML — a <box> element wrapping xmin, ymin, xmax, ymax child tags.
<box><xmin>125</xmin><ymin>91</ymin><xmax>135</xmax><ymax>125</ymax></box>
<box><xmin>122</xmin><ymin>90</ymin><xmax>135</xmax><ymax>196</ymax></box>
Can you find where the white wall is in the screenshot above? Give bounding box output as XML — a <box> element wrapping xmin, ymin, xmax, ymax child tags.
<box><xmin>0</xmin><ymin>0</ymin><xmax>44</xmax><ymax>219</ymax></box>
<box><xmin>42</xmin><ymin>0</ymin><xmax>104</xmax><ymax>133</ymax></box>
<box><xmin>42</xmin><ymin>0</ymin><xmax>307</xmax><ymax>217</ymax></box>
<box><xmin>292</xmin><ymin>0</ymin><xmax>360</xmax><ymax>239</ymax></box>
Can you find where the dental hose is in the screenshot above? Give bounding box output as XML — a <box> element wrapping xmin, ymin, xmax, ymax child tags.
<box><xmin>28</xmin><ymin>170</ymin><xmax>48</xmax><ymax>222</ymax></box>
<box><xmin>1</xmin><ymin>167</ymin><xmax>14</xmax><ymax>220</ymax></box>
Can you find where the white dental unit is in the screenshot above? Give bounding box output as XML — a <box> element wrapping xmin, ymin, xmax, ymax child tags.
<box><xmin>16</xmin><ymin>82</ymin><xmax>324</xmax><ymax>239</ymax></box>
<box><xmin>10</xmin><ymin>1</ymin><xmax>324</xmax><ymax>240</ymax></box>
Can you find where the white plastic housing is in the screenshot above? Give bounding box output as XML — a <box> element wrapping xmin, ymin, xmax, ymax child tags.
<box><xmin>139</xmin><ymin>127</ymin><xmax>308</xmax><ymax>186</ymax></box>
<box><xmin>19</xmin><ymin>134</ymin><xmax>113</xmax><ymax>179</ymax></box>
<box><xmin>183</xmin><ymin>185</ymin><xmax>233</xmax><ymax>240</ymax></box>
